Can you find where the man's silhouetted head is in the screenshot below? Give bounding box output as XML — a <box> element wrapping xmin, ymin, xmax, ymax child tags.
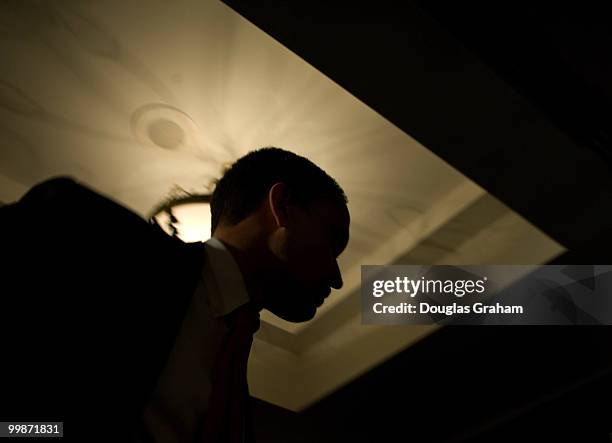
<box><xmin>211</xmin><ymin>147</ymin><xmax>350</xmax><ymax>322</ymax></box>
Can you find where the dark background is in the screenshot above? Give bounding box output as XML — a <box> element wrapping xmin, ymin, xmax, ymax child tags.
<box><xmin>219</xmin><ymin>1</ymin><xmax>612</xmax><ymax>441</ymax></box>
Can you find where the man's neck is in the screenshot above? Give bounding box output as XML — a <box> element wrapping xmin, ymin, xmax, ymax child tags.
<box><xmin>210</xmin><ymin>234</ymin><xmax>268</xmax><ymax>312</ymax></box>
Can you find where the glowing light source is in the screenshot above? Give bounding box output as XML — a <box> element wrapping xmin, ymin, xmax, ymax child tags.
<box><xmin>150</xmin><ymin>194</ymin><xmax>212</xmax><ymax>243</ymax></box>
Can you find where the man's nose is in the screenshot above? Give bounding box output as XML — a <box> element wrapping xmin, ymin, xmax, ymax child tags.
<box><xmin>330</xmin><ymin>260</ymin><xmax>343</xmax><ymax>289</ymax></box>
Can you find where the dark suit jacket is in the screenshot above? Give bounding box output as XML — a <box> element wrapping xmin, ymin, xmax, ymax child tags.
<box><xmin>1</xmin><ymin>177</ymin><xmax>206</xmax><ymax>442</ymax></box>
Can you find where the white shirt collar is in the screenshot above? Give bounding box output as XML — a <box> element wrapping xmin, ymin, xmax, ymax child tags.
<box><xmin>201</xmin><ymin>236</ymin><xmax>250</xmax><ymax>318</ymax></box>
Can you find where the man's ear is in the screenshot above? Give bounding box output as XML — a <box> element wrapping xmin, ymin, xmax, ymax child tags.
<box><xmin>268</xmin><ymin>182</ymin><xmax>291</xmax><ymax>228</ymax></box>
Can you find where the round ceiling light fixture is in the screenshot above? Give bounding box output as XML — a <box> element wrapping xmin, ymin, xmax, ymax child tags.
<box><xmin>149</xmin><ymin>187</ymin><xmax>213</xmax><ymax>243</ymax></box>
<box><xmin>131</xmin><ymin>103</ymin><xmax>201</xmax><ymax>152</ymax></box>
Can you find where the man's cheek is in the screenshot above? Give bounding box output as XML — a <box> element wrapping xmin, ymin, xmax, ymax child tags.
<box><xmin>290</xmin><ymin>264</ymin><xmax>320</xmax><ymax>289</ymax></box>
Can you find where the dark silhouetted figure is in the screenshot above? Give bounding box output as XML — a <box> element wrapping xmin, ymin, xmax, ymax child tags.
<box><xmin>0</xmin><ymin>147</ymin><xmax>350</xmax><ymax>442</ymax></box>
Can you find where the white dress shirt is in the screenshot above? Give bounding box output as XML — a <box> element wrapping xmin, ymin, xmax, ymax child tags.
<box><xmin>138</xmin><ymin>237</ymin><xmax>251</xmax><ymax>443</ymax></box>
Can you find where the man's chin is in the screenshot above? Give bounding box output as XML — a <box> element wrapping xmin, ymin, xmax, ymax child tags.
<box><xmin>265</xmin><ymin>303</ymin><xmax>317</xmax><ymax>323</ymax></box>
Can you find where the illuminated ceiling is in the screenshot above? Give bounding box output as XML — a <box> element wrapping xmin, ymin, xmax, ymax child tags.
<box><xmin>0</xmin><ymin>0</ymin><xmax>564</xmax><ymax>411</ymax></box>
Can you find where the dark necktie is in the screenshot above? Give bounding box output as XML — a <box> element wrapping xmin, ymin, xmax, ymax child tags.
<box><xmin>196</xmin><ymin>303</ymin><xmax>260</xmax><ymax>442</ymax></box>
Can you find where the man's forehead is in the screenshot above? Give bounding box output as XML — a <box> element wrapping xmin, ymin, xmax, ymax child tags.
<box><xmin>313</xmin><ymin>199</ymin><xmax>350</xmax><ymax>254</ymax></box>
<box><xmin>332</xmin><ymin>220</ymin><xmax>349</xmax><ymax>256</ymax></box>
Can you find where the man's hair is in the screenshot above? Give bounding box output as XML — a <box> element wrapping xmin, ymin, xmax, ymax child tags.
<box><xmin>210</xmin><ymin>147</ymin><xmax>347</xmax><ymax>232</ymax></box>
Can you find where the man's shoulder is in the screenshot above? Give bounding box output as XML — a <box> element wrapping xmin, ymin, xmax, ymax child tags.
<box><xmin>1</xmin><ymin>175</ymin><xmax>207</xmax><ymax>350</ymax></box>
<box><xmin>0</xmin><ymin>178</ymin><xmax>208</xmax><ymax>436</ymax></box>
